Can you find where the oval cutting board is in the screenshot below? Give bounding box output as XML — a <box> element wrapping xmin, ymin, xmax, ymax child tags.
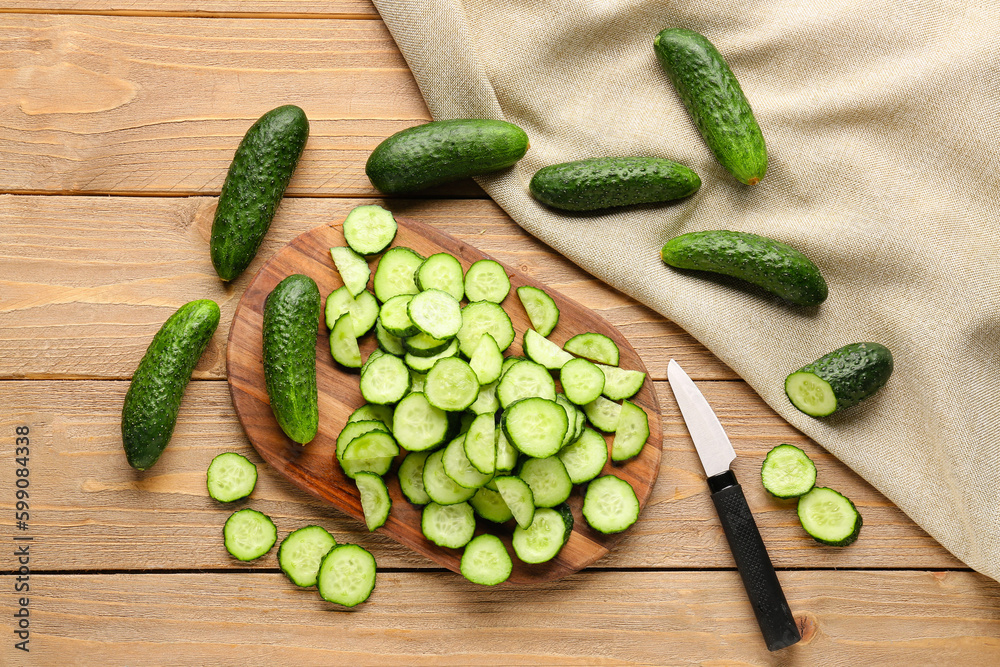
<box><xmin>227</xmin><ymin>216</ymin><xmax>662</xmax><ymax>584</ymax></box>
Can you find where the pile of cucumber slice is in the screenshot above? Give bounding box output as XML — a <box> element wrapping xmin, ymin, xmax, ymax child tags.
<box><xmin>328</xmin><ymin>204</ymin><xmax>653</xmax><ymax>585</ymax></box>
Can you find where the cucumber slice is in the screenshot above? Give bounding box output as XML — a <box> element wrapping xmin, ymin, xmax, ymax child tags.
<box><xmin>391</xmin><ymin>392</ymin><xmax>449</xmax><ymax>452</ymax></box>
<box><xmin>559</xmin><ymin>357</ymin><xmax>606</xmax><ymax>405</ymax></box>
<box><xmin>325</xmin><ymin>286</ymin><xmax>379</xmax><ymax>337</ymax></box>
<box><xmin>497</xmin><ymin>358</ymin><xmax>556</xmax><ymax>408</ymax></box>
<box><xmin>557</xmin><ymin>428</ymin><xmax>609</xmax><ymax>484</ymax></box>
<box><xmin>398</xmin><ymin>450</ymin><xmax>432</xmax><ymax>505</ymax></box>
<box><xmin>461</xmin><ymin>533</ymin><xmax>513</xmax><ymax>585</ymax></box>
<box><xmin>457</xmin><ymin>301</ymin><xmax>515</xmax><ymax>357</ymax></box>
<box><xmin>425</xmin><ymin>357</ymin><xmax>479</xmax><ymax>412</ymax></box>
<box><xmin>761</xmin><ymin>444</ymin><xmax>817</xmax><ymax>498</ymax></box>
<box><xmin>359</xmin><ymin>353</ymin><xmax>411</xmax><ymax>405</ymax></box>
<box><xmin>502</xmin><ymin>397</ymin><xmax>568</xmax><ymax>458</ymax></box>
<box><xmin>563</xmin><ymin>332</ymin><xmax>619</xmax><ymax>366</ymax></box>
<box><xmin>464</xmin><ymin>259</ymin><xmax>511</xmax><ymax>303</ymax></box>
<box><xmin>785</xmin><ymin>342</ymin><xmax>894</xmax><ymax>417</ymax></box>
<box><xmin>329</xmin><ymin>246</ymin><xmax>371</xmax><ymax>297</ymax></box>
<box><xmin>408</xmin><ymin>288</ymin><xmax>462</xmax><ymax>339</ymax></box>
<box><xmin>422</xmin><ymin>448</ymin><xmax>476</xmax><ymax>505</ymax></box>
<box><xmin>373</xmin><ymin>246</ymin><xmax>424</xmax><ymax>302</ymax></box>
<box><xmin>355</xmin><ymin>471</ymin><xmax>392</xmax><ymax>531</ymax></box>
<box><xmin>469</xmin><ymin>380</ymin><xmax>500</xmax><ymax>415</ymax></box>
<box><xmin>583</xmin><ymin>396</ymin><xmax>622</xmax><ymax>433</ymax></box>
<box><xmin>597</xmin><ymin>364</ymin><xmax>646</xmax><ymax>400</ymax></box>
<box><xmin>421</xmin><ymin>501</ymin><xmax>476</xmax><ymax>549</ymax></box>
<box><xmin>206</xmin><ymin>452</ymin><xmax>258</xmax><ymax>502</ymax></box>
<box><xmin>511</xmin><ymin>506</ymin><xmax>572</xmax><ymax>563</ymax></box>
<box><xmin>523</xmin><ymin>328</ymin><xmax>574</xmax><ymax>370</ymax></box>
<box><xmin>463</xmin><ymin>413</ymin><xmax>497</xmax><ymax>475</ymax></box>
<box><xmin>317</xmin><ymin>543</ymin><xmax>377</xmax><ymax>607</ymax></box>
<box><xmin>379</xmin><ymin>294</ymin><xmax>418</xmax><ymax>337</ymax></box>
<box><xmin>553</xmin><ymin>394</ymin><xmax>581</xmax><ymax>448</ymax></box>
<box><xmin>223</xmin><ymin>508</ymin><xmax>277</xmax><ymax>561</ymax></box>
<box><xmin>347</xmin><ymin>404</ymin><xmax>394</xmax><ymax>429</ymax></box>
<box><xmin>582</xmin><ymin>475</ymin><xmax>640</xmax><ymax>534</ymax></box>
<box><xmin>343</xmin><ymin>204</ymin><xmax>397</xmax><ymax>256</ymax></box>
<box><xmin>468</xmin><ymin>333</ymin><xmax>504</xmax><ymax>385</ymax></box>
<box><xmin>341</xmin><ymin>429</ymin><xmax>399</xmax><ymax>461</ymax></box>
<box><xmin>797</xmin><ymin>487</ymin><xmax>863</xmax><ymax>546</ymax></box>
<box><xmin>469</xmin><ymin>485</ymin><xmax>514</xmax><ymax>523</ymax></box>
<box><xmin>336</xmin><ymin>419</ymin><xmax>389</xmax><ymax>462</ymax></box>
<box><xmin>404</xmin><ymin>339</ymin><xmax>460</xmax><ymax>372</ymax></box>
<box><xmin>518</xmin><ymin>456</ymin><xmax>572</xmax><ymax>508</ymax></box>
<box><xmin>611</xmin><ymin>400</ymin><xmax>649</xmax><ymax>461</ymax></box>
<box><xmin>278</xmin><ymin>525</ymin><xmax>337</xmax><ymax>587</ymax></box>
<box><xmin>494</xmin><ymin>475</ymin><xmax>535</xmax><ymax>529</ymax></box>
<box><xmin>329</xmin><ymin>313</ymin><xmax>362</xmax><ymax>368</ymax></box>
<box><xmin>375</xmin><ymin>320</ymin><xmax>406</xmax><ymax>356</ymax></box>
<box><xmin>443</xmin><ymin>433</ymin><xmax>493</xmax><ymax>489</ymax></box>
<box><xmin>415</xmin><ymin>252</ymin><xmax>465</xmax><ymax>301</ymax></box>
<box><xmin>516</xmin><ymin>285</ymin><xmax>559</xmax><ymax>337</ymax></box>
<box><xmin>494</xmin><ymin>427</ymin><xmax>519</xmax><ymax>473</ymax></box>
<box><xmin>403</xmin><ymin>331</ymin><xmax>453</xmax><ymax>357</ymax></box>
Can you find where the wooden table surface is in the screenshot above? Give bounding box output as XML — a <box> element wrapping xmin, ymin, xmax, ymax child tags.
<box><xmin>2</xmin><ymin>4</ymin><xmax>998</xmax><ymax>665</ymax></box>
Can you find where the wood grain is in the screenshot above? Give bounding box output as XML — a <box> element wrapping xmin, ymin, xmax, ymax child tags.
<box><xmin>4</xmin><ymin>570</ymin><xmax>998</xmax><ymax>666</ymax></box>
<box><xmin>0</xmin><ymin>194</ymin><xmax>733</xmax><ymax>380</ymax></box>
<box><xmin>226</xmin><ymin>216</ymin><xmax>662</xmax><ymax>583</ymax></box>
<box><xmin>0</xmin><ymin>379</ymin><xmax>962</xmax><ymax>571</ymax></box>
<box><xmin>5</xmin><ymin>1</ymin><xmax>378</xmax><ymax>16</ymax></box>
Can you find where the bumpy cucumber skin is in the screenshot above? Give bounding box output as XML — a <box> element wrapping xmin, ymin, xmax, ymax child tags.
<box><xmin>210</xmin><ymin>105</ymin><xmax>309</xmax><ymax>281</ymax></box>
<box><xmin>122</xmin><ymin>299</ymin><xmax>221</xmax><ymax>470</ymax></box>
<box><xmin>529</xmin><ymin>157</ymin><xmax>701</xmax><ymax>211</ymax></box>
<box><xmin>263</xmin><ymin>274</ymin><xmax>321</xmax><ymax>444</ymax></box>
<box><xmin>661</xmin><ymin>230</ymin><xmax>828</xmax><ymax>306</ymax></box>
<box><xmin>654</xmin><ymin>28</ymin><xmax>767</xmax><ymax>185</ymax></box>
<box><xmin>366</xmin><ymin>119</ymin><xmax>529</xmax><ymax>194</ymax></box>
<box><xmin>788</xmin><ymin>342</ymin><xmax>893</xmax><ymax>415</ymax></box>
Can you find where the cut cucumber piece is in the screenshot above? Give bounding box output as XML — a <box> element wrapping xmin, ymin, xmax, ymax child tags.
<box><xmin>329</xmin><ymin>313</ymin><xmax>362</xmax><ymax>368</ymax></box>
<box><xmin>343</xmin><ymin>204</ymin><xmax>397</xmax><ymax>256</ymax></box>
<box><xmin>557</xmin><ymin>428</ymin><xmax>609</xmax><ymax>485</ymax></box>
<box><xmin>341</xmin><ymin>429</ymin><xmax>399</xmax><ymax>462</ymax></box>
<box><xmin>403</xmin><ymin>331</ymin><xmax>453</xmax><ymax>357</ymax></box>
<box><xmin>502</xmin><ymin>397</ymin><xmax>568</xmax><ymax>458</ymax></box>
<box><xmin>379</xmin><ymin>294</ymin><xmax>418</xmax><ymax>337</ymax></box>
<box><xmin>415</xmin><ymin>252</ymin><xmax>465</xmax><ymax>301</ymax></box>
<box><xmin>375</xmin><ymin>320</ymin><xmax>406</xmax><ymax>356</ymax></box>
<box><xmin>461</xmin><ymin>533</ymin><xmax>513</xmax><ymax>585</ymax></box>
<box><xmin>422</xmin><ymin>448</ymin><xmax>476</xmax><ymax>505</ymax></box>
<box><xmin>443</xmin><ymin>433</ymin><xmax>493</xmax><ymax>489</ymax></box>
<box><xmin>761</xmin><ymin>444</ymin><xmax>817</xmax><ymax>498</ymax></box>
<box><xmin>336</xmin><ymin>419</ymin><xmax>389</xmax><ymax>462</ymax></box>
<box><xmin>523</xmin><ymin>328</ymin><xmax>574</xmax><ymax>370</ymax></box>
<box><xmin>494</xmin><ymin>427</ymin><xmax>519</xmax><ymax>473</ymax></box>
<box><xmin>325</xmin><ymin>286</ymin><xmax>379</xmax><ymax>337</ymax></box>
<box><xmin>468</xmin><ymin>333</ymin><xmax>504</xmax><ymax>385</ymax></box>
<box><xmin>469</xmin><ymin>380</ymin><xmax>500</xmax><ymax>416</ymax></box>
<box><xmin>223</xmin><ymin>508</ymin><xmax>277</xmax><ymax>561</ymax></box>
<box><xmin>347</xmin><ymin>404</ymin><xmax>394</xmax><ymax>429</ymax></box>
<box><xmin>563</xmin><ymin>332</ymin><xmax>619</xmax><ymax>366</ymax></box>
<box><xmin>583</xmin><ymin>396</ymin><xmax>622</xmax><ymax>433</ymax></box>
<box><xmin>373</xmin><ymin>246</ymin><xmax>423</xmax><ymax>302</ymax></box>
<box><xmin>317</xmin><ymin>543</ymin><xmax>377</xmax><ymax>607</ymax></box>
<box><xmin>392</xmin><ymin>392</ymin><xmax>449</xmax><ymax>452</ymax></box>
<box><xmin>497</xmin><ymin>358</ymin><xmax>556</xmax><ymax>408</ymax></box>
<box><xmin>511</xmin><ymin>506</ymin><xmax>572</xmax><ymax>564</ymax></box>
<box><xmin>611</xmin><ymin>400</ymin><xmax>649</xmax><ymax>462</ymax></box>
<box><xmin>494</xmin><ymin>475</ymin><xmax>535</xmax><ymax>529</ymax></box>
<box><xmin>457</xmin><ymin>301</ymin><xmax>515</xmax><ymax>358</ymax></box>
<box><xmin>553</xmin><ymin>393</ymin><xmax>581</xmax><ymax>448</ymax></box>
<box><xmin>797</xmin><ymin>487</ymin><xmax>863</xmax><ymax>546</ymax></box>
<box><xmin>355</xmin><ymin>471</ymin><xmax>392</xmax><ymax>531</ymax></box>
<box><xmin>469</xmin><ymin>485</ymin><xmax>514</xmax><ymax>523</ymax></box>
<box><xmin>425</xmin><ymin>357</ymin><xmax>480</xmax><ymax>412</ymax></box>
<box><xmin>421</xmin><ymin>501</ymin><xmax>476</xmax><ymax>549</ymax></box>
<box><xmin>785</xmin><ymin>342</ymin><xmax>894</xmax><ymax>417</ymax></box>
<box><xmin>463</xmin><ymin>412</ymin><xmax>497</xmax><ymax>475</ymax></box>
<box><xmin>359</xmin><ymin>353</ymin><xmax>410</xmax><ymax>405</ymax></box>
<box><xmin>330</xmin><ymin>246</ymin><xmax>371</xmax><ymax>297</ymax></box>
<box><xmin>559</xmin><ymin>357</ymin><xmax>606</xmax><ymax>405</ymax></box>
<box><xmin>518</xmin><ymin>456</ymin><xmax>572</xmax><ymax>508</ymax></box>
<box><xmin>597</xmin><ymin>364</ymin><xmax>646</xmax><ymax>400</ymax></box>
<box><xmin>404</xmin><ymin>338</ymin><xmax>460</xmax><ymax>372</ymax></box>
<box><xmin>464</xmin><ymin>259</ymin><xmax>511</xmax><ymax>303</ymax></box>
<box><xmin>516</xmin><ymin>285</ymin><xmax>559</xmax><ymax>337</ymax></box>
<box><xmin>206</xmin><ymin>452</ymin><xmax>258</xmax><ymax>502</ymax></box>
<box><xmin>398</xmin><ymin>450</ymin><xmax>432</xmax><ymax>505</ymax></box>
<box><xmin>582</xmin><ymin>475</ymin><xmax>640</xmax><ymax>534</ymax></box>
<box><xmin>278</xmin><ymin>525</ymin><xmax>337</xmax><ymax>587</ymax></box>
<box><xmin>408</xmin><ymin>288</ymin><xmax>462</xmax><ymax>339</ymax></box>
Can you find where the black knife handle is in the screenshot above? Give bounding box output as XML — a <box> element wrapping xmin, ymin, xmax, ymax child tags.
<box><xmin>709</xmin><ymin>470</ymin><xmax>801</xmax><ymax>652</ymax></box>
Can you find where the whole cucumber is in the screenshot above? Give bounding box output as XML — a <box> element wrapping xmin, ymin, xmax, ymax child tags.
<box><xmin>366</xmin><ymin>119</ymin><xmax>529</xmax><ymax>194</ymax></box>
<box><xmin>121</xmin><ymin>299</ymin><xmax>221</xmax><ymax>470</ymax></box>
<box><xmin>661</xmin><ymin>230</ymin><xmax>828</xmax><ymax>307</ymax></box>
<box><xmin>210</xmin><ymin>105</ymin><xmax>309</xmax><ymax>282</ymax></box>
<box><xmin>529</xmin><ymin>156</ymin><xmax>701</xmax><ymax>211</ymax></box>
<box><xmin>263</xmin><ymin>274</ymin><xmax>320</xmax><ymax>444</ymax></box>
<box><xmin>785</xmin><ymin>343</ymin><xmax>894</xmax><ymax>417</ymax></box>
<box><xmin>654</xmin><ymin>28</ymin><xmax>767</xmax><ymax>185</ymax></box>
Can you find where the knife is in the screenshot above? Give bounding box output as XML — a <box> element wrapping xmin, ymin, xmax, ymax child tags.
<box><xmin>667</xmin><ymin>359</ymin><xmax>801</xmax><ymax>651</ymax></box>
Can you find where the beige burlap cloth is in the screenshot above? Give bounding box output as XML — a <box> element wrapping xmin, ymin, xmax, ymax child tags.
<box><xmin>372</xmin><ymin>0</ymin><xmax>1000</xmax><ymax>581</ymax></box>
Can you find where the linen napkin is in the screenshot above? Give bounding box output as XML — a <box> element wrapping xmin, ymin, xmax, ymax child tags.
<box><xmin>372</xmin><ymin>0</ymin><xmax>1000</xmax><ymax>581</ymax></box>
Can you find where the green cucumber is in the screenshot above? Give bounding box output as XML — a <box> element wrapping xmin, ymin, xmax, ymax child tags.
<box><xmin>210</xmin><ymin>105</ymin><xmax>309</xmax><ymax>281</ymax></box>
<box><xmin>529</xmin><ymin>157</ymin><xmax>700</xmax><ymax>211</ymax></box>
<box><xmin>263</xmin><ymin>274</ymin><xmax>321</xmax><ymax>444</ymax></box>
<box><xmin>121</xmin><ymin>299</ymin><xmax>220</xmax><ymax>470</ymax></box>
<box><xmin>366</xmin><ymin>119</ymin><xmax>529</xmax><ymax>194</ymax></box>
<box><xmin>653</xmin><ymin>28</ymin><xmax>766</xmax><ymax>185</ymax></box>
<box><xmin>785</xmin><ymin>342</ymin><xmax>893</xmax><ymax>417</ymax></box>
<box><xmin>661</xmin><ymin>230</ymin><xmax>828</xmax><ymax>307</ymax></box>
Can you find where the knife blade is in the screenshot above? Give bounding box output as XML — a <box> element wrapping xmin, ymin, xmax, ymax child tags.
<box><xmin>667</xmin><ymin>359</ymin><xmax>801</xmax><ymax>651</ymax></box>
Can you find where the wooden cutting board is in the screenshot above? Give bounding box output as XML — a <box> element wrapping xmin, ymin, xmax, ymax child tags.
<box><xmin>226</xmin><ymin>215</ymin><xmax>662</xmax><ymax>584</ymax></box>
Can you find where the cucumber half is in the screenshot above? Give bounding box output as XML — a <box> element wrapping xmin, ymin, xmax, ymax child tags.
<box><xmin>786</xmin><ymin>342</ymin><xmax>893</xmax><ymax>417</ymax></box>
<box><xmin>797</xmin><ymin>487</ymin><xmax>862</xmax><ymax>546</ymax></box>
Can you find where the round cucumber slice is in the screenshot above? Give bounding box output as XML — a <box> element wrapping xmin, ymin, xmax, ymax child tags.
<box><xmin>223</xmin><ymin>508</ymin><xmax>277</xmax><ymax>561</ymax></box>
<box><xmin>760</xmin><ymin>444</ymin><xmax>817</xmax><ymax>498</ymax></box>
<box><xmin>582</xmin><ymin>475</ymin><xmax>639</xmax><ymax>534</ymax></box>
<box><xmin>206</xmin><ymin>452</ymin><xmax>258</xmax><ymax>502</ymax></box>
<box><xmin>797</xmin><ymin>487</ymin><xmax>863</xmax><ymax>546</ymax></box>
<box><xmin>317</xmin><ymin>543</ymin><xmax>377</xmax><ymax>607</ymax></box>
<box><xmin>460</xmin><ymin>533</ymin><xmax>513</xmax><ymax>586</ymax></box>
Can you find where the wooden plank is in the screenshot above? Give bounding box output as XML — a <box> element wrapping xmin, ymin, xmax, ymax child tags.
<box><xmin>0</xmin><ymin>195</ymin><xmax>733</xmax><ymax>380</ymax></box>
<box><xmin>4</xmin><ymin>2</ymin><xmax>378</xmax><ymax>17</ymax></box>
<box><xmin>0</xmin><ymin>379</ymin><xmax>961</xmax><ymax>571</ymax></box>
<box><xmin>3</xmin><ymin>570</ymin><xmax>997</xmax><ymax>665</ymax></box>
<box><xmin>0</xmin><ymin>14</ymin><xmax>460</xmax><ymax>196</ymax></box>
